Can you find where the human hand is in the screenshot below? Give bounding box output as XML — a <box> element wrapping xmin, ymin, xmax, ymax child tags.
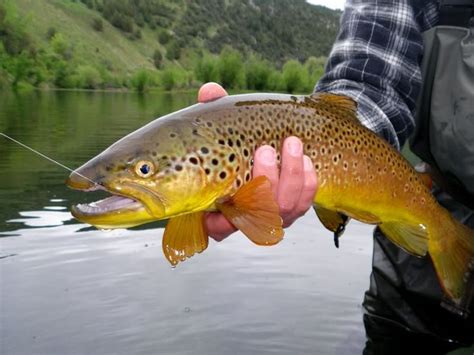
<box><xmin>198</xmin><ymin>82</ymin><xmax>318</xmax><ymax>241</ymax></box>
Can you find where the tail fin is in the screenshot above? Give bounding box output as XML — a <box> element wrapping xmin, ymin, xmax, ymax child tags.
<box><xmin>429</xmin><ymin>215</ymin><xmax>474</xmax><ymax>306</ymax></box>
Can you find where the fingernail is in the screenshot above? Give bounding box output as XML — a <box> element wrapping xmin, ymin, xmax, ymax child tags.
<box><xmin>303</xmin><ymin>155</ymin><xmax>313</xmax><ymax>171</ymax></box>
<box><xmin>257</xmin><ymin>147</ymin><xmax>276</xmax><ymax>165</ymax></box>
<box><xmin>287</xmin><ymin>137</ymin><xmax>302</xmax><ymax>156</ymax></box>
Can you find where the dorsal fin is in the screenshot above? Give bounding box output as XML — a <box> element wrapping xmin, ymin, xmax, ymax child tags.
<box><xmin>309</xmin><ymin>93</ymin><xmax>359</xmax><ymax>122</ymax></box>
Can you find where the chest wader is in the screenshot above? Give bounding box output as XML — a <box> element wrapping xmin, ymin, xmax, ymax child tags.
<box><xmin>363</xmin><ymin>1</ymin><xmax>474</xmax><ymax>348</ymax></box>
<box><xmin>411</xmin><ymin>0</ymin><xmax>474</xmax><ymax>315</ymax></box>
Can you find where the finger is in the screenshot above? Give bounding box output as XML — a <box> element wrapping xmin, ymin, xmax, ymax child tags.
<box><xmin>285</xmin><ymin>155</ymin><xmax>318</xmax><ymax>222</ymax></box>
<box><xmin>252</xmin><ymin>145</ymin><xmax>279</xmax><ymax>197</ymax></box>
<box><xmin>277</xmin><ymin>136</ymin><xmax>305</xmax><ymax>227</ymax></box>
<box><xmin>205</xmin><ymin>212</ymin><xmax>237</xmax><ymax>242</ymax></box>
<box><xmin>198</xmin><ymin>82</ymin><xmax>228</xmax><ymax>103</ymax></box>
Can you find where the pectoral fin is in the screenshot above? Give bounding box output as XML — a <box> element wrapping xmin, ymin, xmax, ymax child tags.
<box><xmin>313</xmin><ymin>204</ymin><xmax>350</xmax><ymax>248</ymax></box>
<box><xmin>379</xmin><ymin>221</ymin><xmax>429</xmax><ymax>256</ymax></box>
<box><xmin>162</xmin><ymin>212</ymin><xmax>209</xmax><ymax>266</ymax></box>
<box><xmin>216</xmin><ymin>175</ymin><xmax>284</xmax><ymax>246</ymax></box>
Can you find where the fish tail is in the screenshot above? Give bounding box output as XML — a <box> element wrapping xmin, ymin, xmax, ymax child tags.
<box><xmin>429</xmin><ymin>213</ymin><xmax>474</xmax><ymax>306</ymax></box>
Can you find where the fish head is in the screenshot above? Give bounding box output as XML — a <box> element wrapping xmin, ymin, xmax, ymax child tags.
<box><xmin>66</xmin><ymin>113</ymin><xmax>231</xmax><ymax>229</ymax></box>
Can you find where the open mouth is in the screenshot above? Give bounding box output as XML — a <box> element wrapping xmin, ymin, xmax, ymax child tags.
<box><xmin>73</xmin><ymin>195</ymin><xmax>144</xmax><ymax>216</ymax></box>
<box><xmin>66</xmin><ymin>175</ymin><xmax>155</xmax><ymax>229</ymax></box>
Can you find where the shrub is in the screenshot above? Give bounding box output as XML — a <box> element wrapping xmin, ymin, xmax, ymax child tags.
<box><xmin>109</xmin><ymin>12</ymin><xmax>133</xmax><ymax>33</ymax></box>
<box><xmin>73</xmin><ymin>65</ymin><xmax>102</xmax><ymax>89</ymax></box>
<box><xmin>131</xmin><ymin>68</ymin><xmax>149</xmax><ymax>93</ymax></box>
<box><xmin>132</xmin><ymin>29</ymin><xmax>142</xmax><ymax>40</ymax></box>
<box><xmin>92</xmin><ymin>18</ymin><xmax>103</xmax><ymax>32</ymax></box>
<box><xmin>46</xmin><ymin>27</ymin><xmax>57</xmax><ymax>40</ymax></box>
<box><xmin>0</xmin><ymin>68</ymin><xmax>11</xmax><ymax>89</ymax></box>
<box><xmin>304</xmin><ymin>56</ymin><xmax>326</xmax><ymax>91</ymax></box>
<box><xmin>218</xmin><ymin>46</ymin><xmax>244</xmax><ymax>89</ymax></box>
<box><xmin>267</xmin><ymin>69</ymin><xmax>284</xmax><ymax>92</ymax></box>
<box><xmin>52</xmin><ymin>59</ymin><xmax>75</xmax><ymax>88</ymax></box>
<box><xmin>282</xmin><ymin>60</ymin><xmax>305</xmax><ymax>93</ymax></box>
<box><xmin>153</xmin><ymin>49</ymin><xmax>163</xmax><ymax>69</ymax></box>
<box><xmin>50</xmin><ymin>33</ymin><xmax>73</xmax><ymax>60</ymax></box>
<box><xmin>194</xmin><ymin>54</ymin><xmax>219</xmax><ymax>83</ymax></box>
<box><xmin>0</xmin><ymin>1</ymin><xmax>32</xmax><ymax>55</ymax></box>
<box><xmin>165</xmin><ymin>40</ymin><xmax>181</xmax><ymax>60</ymax></box>
<box><xmin>10</xmin><ymin>53</ymin><xmax>35</xmax><ymax>87</ymax></box>
<box><xmin>245</xmin><ymin>56</ymin><xmax>271</xmax><ymax>90</ymax></box>
<box><xmin>161</xmin><ymin>67</ymin><xmax>176</xmax><ymax>91</ymax></box>
<box><xmin>158</xmin><ymin>30</ymin><xmax>171</xmax><ymax>45</ymax></box>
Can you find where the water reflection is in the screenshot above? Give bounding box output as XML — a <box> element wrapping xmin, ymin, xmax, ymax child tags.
<box><xmin>7</xmin><ymin>210</ymin><xmax>73</xmax><ymax>227</ymax></box>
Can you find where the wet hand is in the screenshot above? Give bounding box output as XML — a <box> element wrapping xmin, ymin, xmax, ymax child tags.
<box><xmin>198</xmin><ymin>83</ymin><xmax>318</xmax><ymax>241</ymax></box>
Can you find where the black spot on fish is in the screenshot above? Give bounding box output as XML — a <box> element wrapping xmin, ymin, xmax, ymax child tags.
<box><xmin>212</xmin><ymin>159</ymin><xmax>218</xmax><ymax>166</ymax></box>
<box><xmin>175</xmin><ymin>165</ymin><xmax>183</xmax><ymax>171</ymax></box>
<box><xmin>205</xmin><ymin>168</ymin><xmax>211</xmax><ymax>175</ymax></box>
<box><xmin>201</xmin><ymin>147</ymin><xmax>209</xmax><ymax>154</ymax></box>
<box><xmin>219</xmin><ymin>171</ymin><xmax>227</xmax><ymax>179</ymax></box>
<box><xmin>229</xmin><ymin>153</ymin><xmax>235</xmax><ymax>162</ymax></box>
<box><xmin>189</xmin><ymin>157</ymin><xmax>198</xmax><ymax>165</ymax></box>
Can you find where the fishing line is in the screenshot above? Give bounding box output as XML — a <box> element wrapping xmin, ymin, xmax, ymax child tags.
<box><xmin>0</xmin><ymin>132</ymin><xmax>98</xmax><ymax>186</ymax></box>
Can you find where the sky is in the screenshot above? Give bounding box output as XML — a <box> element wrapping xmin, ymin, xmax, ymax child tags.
<box><xmin>307</xmin><ymin>0</ymin><xmax>345</xmax><ymax>10</ymax></box>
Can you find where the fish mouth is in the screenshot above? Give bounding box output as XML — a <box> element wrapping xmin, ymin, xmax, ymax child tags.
<box><xmin>72</xmin><ymin>194</ymin><xmax>144</xmax><ymax>217</ymax></box>
<box><xmin>67</xmin><ymin>175</ymin><xmax>157</xmax><ymax>229</ymax></box>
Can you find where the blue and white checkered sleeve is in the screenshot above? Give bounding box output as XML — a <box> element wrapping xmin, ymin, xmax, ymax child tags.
<box><xmin>315</xmin><ymin>0</ymin><xmax>438</xmax><ymax>149</ymax></box>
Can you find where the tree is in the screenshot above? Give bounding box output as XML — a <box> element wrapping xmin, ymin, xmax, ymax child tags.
<box><xmin>218</xmin><ymin>46</ymin><xmax>244</xmax><ymax>89</ymax></box>
<box><xmin>282</xmin><ymin>60</ymin><xmax>305</xmax><ymax>93</ymax></box>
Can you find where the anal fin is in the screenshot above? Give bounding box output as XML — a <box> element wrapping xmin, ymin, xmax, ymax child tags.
<box><xmin>313</xmin><ymin>205</ymin><xmax>350</xmax><ymax>248</ymax></box>
<box><xmin>379</xmin><ymin>221</ymin><xmax>429</xmax><ymax>256</ymax></box>
<box><xmin>216</xmin><ymin>176</ymin><xmax>284</xmax><ymax>246</ymax></box>
<box><xmin>162</xmin><ymin>212</ymin><xmax>209</xmax><ymax>266</ymax></box>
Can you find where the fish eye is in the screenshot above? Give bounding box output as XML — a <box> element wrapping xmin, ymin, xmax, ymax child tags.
<box><xmin>135</xmin><ymin>160</ymin><xmax>155</xmax><ymax>178</ymax></box>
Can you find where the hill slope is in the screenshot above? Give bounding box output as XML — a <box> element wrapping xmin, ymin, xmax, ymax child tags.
<box><xmin>0</xmin><ymin>0</ymin><xmax>341</xmax><ymax>90</ymax></box>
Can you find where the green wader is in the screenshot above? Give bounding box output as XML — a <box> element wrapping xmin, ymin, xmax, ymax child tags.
<box><xmin>363</xmin><ymin>2</ymin><xmax>474</xmax><ymax>354</ymax></box>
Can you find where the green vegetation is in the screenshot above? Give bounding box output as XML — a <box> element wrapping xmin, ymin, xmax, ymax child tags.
<box><xmin>0</xmin><ymin>0</ymin><xmax>338</xmax><ymax>92</ymax></box>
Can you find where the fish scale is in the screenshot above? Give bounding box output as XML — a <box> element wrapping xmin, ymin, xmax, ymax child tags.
<box><xmin>67</xmin><ymin>93</ymin><xmax>474</xmax><ymax>308</ymax></box>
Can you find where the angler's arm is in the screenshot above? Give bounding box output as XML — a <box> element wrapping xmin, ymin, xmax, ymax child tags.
<box><xmin>315</xmin><ymin>0</ymin><xmax>438</xmax><ymax>149</ymax></box>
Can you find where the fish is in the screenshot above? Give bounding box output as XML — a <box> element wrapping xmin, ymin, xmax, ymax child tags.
<box><xmin>66</xmin><ymin>93</ymin><xmax>474</xmax><ymax>305</ymax></box>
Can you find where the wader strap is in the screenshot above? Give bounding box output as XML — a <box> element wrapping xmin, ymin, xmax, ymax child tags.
<box><xmin>439</xmin><ymin>0</ymin><xmax>474</xmax><ymax>27</ymax></box>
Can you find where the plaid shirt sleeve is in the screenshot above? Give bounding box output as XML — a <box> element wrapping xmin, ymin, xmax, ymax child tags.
<box><xmin>315</xmin><ymin>0</ymin><xmax>439</xmax><ymax>149</ymax></box>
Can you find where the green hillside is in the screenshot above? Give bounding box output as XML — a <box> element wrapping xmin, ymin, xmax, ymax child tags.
<box><xmin>0</xmin><ymin>0</ymin><xmax>340</xmax><ymax>92</ymax></box>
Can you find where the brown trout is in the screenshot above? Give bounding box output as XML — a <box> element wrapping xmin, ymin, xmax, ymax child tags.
<box><xmin>66</xmin><ymin>93</ymin><xmax>474</xmax><ymax>304</ymax></box>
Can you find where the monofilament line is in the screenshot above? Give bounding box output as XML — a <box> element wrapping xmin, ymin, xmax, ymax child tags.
<box><xmin>0</xmin><ymin>132</ymin><xmax>98</xmax><ymax>186</ymax></box>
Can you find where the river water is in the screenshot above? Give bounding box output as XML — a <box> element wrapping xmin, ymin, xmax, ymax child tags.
<box><xmin>0</xmin><ymin>90</ymin><xmax>469</xmax><ymax>354</ymax></box>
